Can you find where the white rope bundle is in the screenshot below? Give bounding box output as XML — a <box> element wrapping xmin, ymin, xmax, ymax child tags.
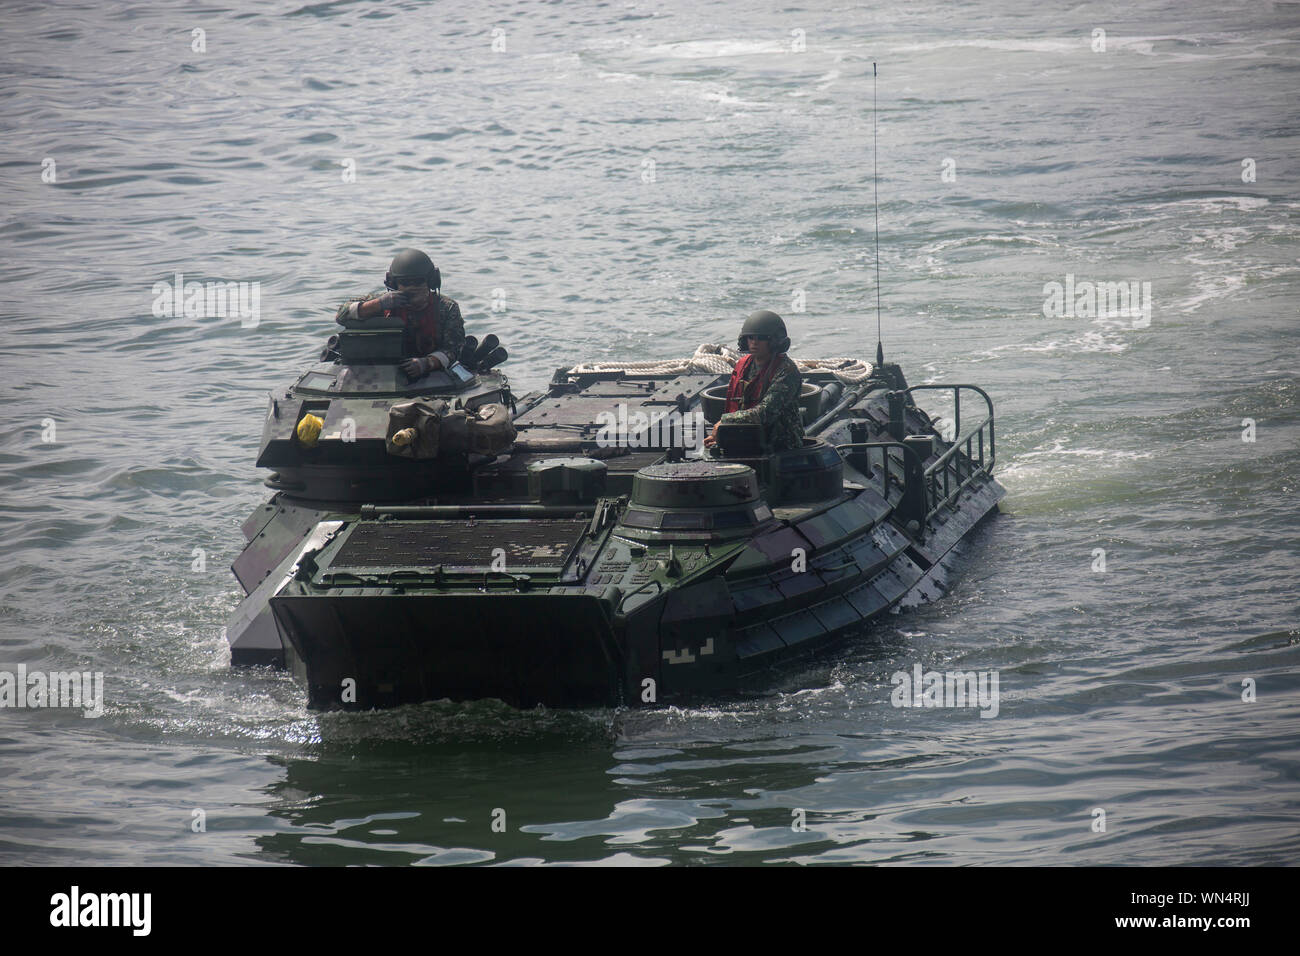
<box><xmin>569</xmin><ymin>343</ymin><xmax>873</xmax><ymax>384</ymax></box>
<box><xmin>795</xmin><ymin>356</ymin><xmax>874</xmax><ymax>384</ymax></box>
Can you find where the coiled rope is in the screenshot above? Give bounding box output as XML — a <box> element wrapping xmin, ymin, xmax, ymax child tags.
<box><xmin>568</xmin><ymin>343</ymin><xmax>873</xmax><ymax>384</ymax></box>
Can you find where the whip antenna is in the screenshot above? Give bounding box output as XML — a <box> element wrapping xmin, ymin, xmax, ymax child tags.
<box><xmin>872</xmin><ymin>62</ymin><xmax>884</xmax><ymax>368</ymax></box>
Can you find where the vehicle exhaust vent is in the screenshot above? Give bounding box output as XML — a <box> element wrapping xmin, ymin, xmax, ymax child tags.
<box><xmin>330</xmin><ymin>519</ymin><xmax>589</xmax><ymax>570</ymax></box>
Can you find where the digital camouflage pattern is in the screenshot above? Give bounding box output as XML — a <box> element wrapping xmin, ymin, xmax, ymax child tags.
<box><xmin>719</xmin><ymin>353</ymin><xmax>805</xmax><ymax>452</ymax></box>
<box><xmin>335</xmin><ymin>290</ymin><xmax>466</xmax><ymax>366</ymax></box>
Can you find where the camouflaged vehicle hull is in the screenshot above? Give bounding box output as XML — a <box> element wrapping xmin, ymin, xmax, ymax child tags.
<box><xmin>227</xmin><ymin>330</ymin><xmax>1003</xmax><ymax>710</ymax></box>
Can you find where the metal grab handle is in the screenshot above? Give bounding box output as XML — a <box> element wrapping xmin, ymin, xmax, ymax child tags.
<box><xmin>901</xmin><ymin>384</ymin><xmax>996</xmax><ymax>471</ymax></box>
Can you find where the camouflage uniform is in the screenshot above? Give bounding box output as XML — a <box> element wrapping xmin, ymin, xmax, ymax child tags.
<box><xmin>335</xmin><ymin>290</ymin><xmax>466</xmax><ymax>370</ymax></box>
<box><xmin>719</xmin><ymin>354</ymin><xmax>805</xmax><ymax>452</ymax></box>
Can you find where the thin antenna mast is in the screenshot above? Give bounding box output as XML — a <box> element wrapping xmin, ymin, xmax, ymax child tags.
<box><xmin>872</xmin><ymin>61</ymin><xmax>884</xmax><ymax>368</ymax></box>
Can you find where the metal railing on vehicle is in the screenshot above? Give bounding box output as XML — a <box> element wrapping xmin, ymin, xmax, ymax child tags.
<box><xmin>834</xmin><ymin>385</ymin><xmax>996</xmax><ymax>528</ymax></box>
<box><xmin>902</xmin><ymin>385</ymin><xmax>996</xmax><ymax>521</ymax></box>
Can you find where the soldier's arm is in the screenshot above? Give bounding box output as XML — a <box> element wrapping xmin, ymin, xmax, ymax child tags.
<box><xmin>335</xmin><ymin>289</ymin><xmax>390</xmax><ymax>323</ymax></box>
<box><xmin>720</xmin><ymin>364</ymin><xmax>800</xmax><ymax>426</ymax></box>
<box><xmin>426</xmin><ymin>297</ymin><xmax>465</xmax><ymax>369</ymax></box>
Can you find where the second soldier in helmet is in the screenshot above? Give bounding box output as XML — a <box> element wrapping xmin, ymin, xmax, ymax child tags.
<box><xmin>335</xmin><ymin>248</ymin><xmax>466</xmax><ymax>380</ymax></box>
<box><xmin>705</xmin><ymin>309</ymin><xmax>805</xmax><ymax>453</ymax></box>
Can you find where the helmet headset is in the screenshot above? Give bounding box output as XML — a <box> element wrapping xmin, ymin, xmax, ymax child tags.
<box><xmin>737</xmin><ymin>309</ymin><xmax>791</xmax><ymax>353</ymax></box>
<box><xmin>384</xmin><ymin>248</ymin><xmax>441</xmax><ymax>292</ymax></box>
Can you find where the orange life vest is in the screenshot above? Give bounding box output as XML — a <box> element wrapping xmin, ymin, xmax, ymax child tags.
<box><xmin>386</xmin><ymin>295</ymin><xmax>442</xmax><ymax>356</ymax></box>
<box><xmin>724</xmin><ymin>353</ymin><xmax>782</xmax><ymax>413</ymax></box>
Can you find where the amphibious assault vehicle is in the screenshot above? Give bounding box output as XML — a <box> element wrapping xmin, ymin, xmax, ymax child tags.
<box><xmin>226</xmin><ymin>314</ymin><xmax>1003</xmax><ymax>710</ymax></box>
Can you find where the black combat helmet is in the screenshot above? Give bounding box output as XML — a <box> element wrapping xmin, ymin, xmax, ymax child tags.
<box><xmin>385</xmin><ymin>248</ymin><xmax>441</xmax><ymax>291</ymax></box>
<box><xmin>738</xmin><ymin>309</ymin><xmax>791</xmax><ymax>353</ymax></box>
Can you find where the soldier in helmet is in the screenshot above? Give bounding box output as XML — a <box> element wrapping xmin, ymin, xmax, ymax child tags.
<box><xmin>335</xmin><ymin>248</ymin><xmax>466</xmax><ymax>380</ymax></box>
<box><xmin>704</xmin><ymin>309</ymin><xmax>805</xmax><ymax>453</ymax></box>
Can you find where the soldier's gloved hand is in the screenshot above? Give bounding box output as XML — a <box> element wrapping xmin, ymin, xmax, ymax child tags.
<box><xmin>400</xmin><ymin>356</ymin><xmax>432</xmax><ymax>379</ymax></box>
<box><xmin>375</xmin><ymin>290</ymin><xmax>410</xmax><ymax>312</ymax></box>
